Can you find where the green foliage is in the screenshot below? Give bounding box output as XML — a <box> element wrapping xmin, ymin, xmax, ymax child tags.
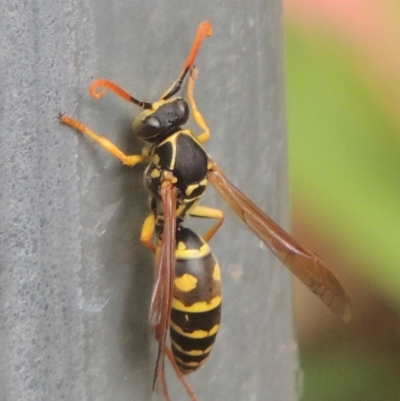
<box><xmin>286</xmin><ymin>25</ymin><xmax>400</xmax><ymax>307</ymax></box>
<box><xmin>302</xmin><ymin>348</ymin><xmax>400</xmax><ymax>401</ymax></box>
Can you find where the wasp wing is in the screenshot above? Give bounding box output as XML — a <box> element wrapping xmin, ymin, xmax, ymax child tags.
<box><xmin>148</xmin><ymin>182</ymin><xmax>177</xmax><ymax>389</ymax></box>
<box><xmin>208</xmin><ymin>162</ymin><xmax>351</xmax><ymax>322</ymax></box>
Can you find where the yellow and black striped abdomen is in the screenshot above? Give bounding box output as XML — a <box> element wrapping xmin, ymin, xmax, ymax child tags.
<box><xmin>170</xmin><ymin>226</ymin><xmax>222</xmax><ymax>374</ymax></box>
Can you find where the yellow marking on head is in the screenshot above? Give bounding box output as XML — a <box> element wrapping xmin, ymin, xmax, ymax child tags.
<box><xmin>150</xmin><ymin>168</ymin><xmax>160</xmax><ymax>178</ymax></box>
<box><xmin>175</xmin><ymin>273</ymin><xmax>198</xmax><ymax>292</ymax></box>
<box><xmin>171</xmin><ymin>340</ymin><xmax>212</xmax><ymax>356</ymax></box>
<box><xmin>170</xmin><ymin>322</ymin><xmax>220</xmax><ymax>338</ymax></box>
<box><xmin>149</xmin><ymin>100</ymin><xmax>161</xmax><ymax>110</ymax></box>
<box><xmin>213</xmin><ymin>263</ymin><xmax>221</xmax><ymax>281</ymax></box>
<box><xmin>172</xmin><ymin>295</ymin><xmax>222</xmax><ymax>312</ymax></box>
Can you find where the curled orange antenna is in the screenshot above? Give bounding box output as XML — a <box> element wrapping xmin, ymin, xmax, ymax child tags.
<box><xmin>88</xmin><ymin>22</ymin><xmax>212</xmax><ymax>106</ymax></box>
<box><xmin>90</xmin><ymin>79</ymin><xmax>153</xmax><ymax>109</ymax></box>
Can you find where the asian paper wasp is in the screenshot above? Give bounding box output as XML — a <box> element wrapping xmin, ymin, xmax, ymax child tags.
<box><xmin>60</xmin><ymin>21</ymin><xmax>351</xmax><ymax>401</ymax></box>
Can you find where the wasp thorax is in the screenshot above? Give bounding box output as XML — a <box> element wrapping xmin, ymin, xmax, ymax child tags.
<box><xmin>133</xmin><ymin>98</ymin><xmax>189</xmax><ymax>143</ymax></box>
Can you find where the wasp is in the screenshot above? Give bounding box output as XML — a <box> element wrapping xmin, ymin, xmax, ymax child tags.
<box><xmin>60</xmin><ymin>21</ymin><xmax>351</xmax><ymax>401</ymax></box>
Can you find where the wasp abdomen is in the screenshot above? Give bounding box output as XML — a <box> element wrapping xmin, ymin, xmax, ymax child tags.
<box><xmin>170</xmin><ymin>227</ymin><xmax>222</xmax><ymax>374</ymax></box>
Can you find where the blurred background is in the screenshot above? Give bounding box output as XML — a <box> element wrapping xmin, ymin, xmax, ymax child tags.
<box><xmin>285</xmin><ymin>0</ymin><xmax>400</xmax><ymax>400</ymax></box>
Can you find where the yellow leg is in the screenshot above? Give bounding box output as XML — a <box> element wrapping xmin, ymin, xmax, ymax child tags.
<box><xmin>59</xmin><ymin>114</ymin><xmax>149</xmax><ymax>167</ymax></box>
<box><xmin>140</xmin><ymin>213</ymin><xmax>156</xmax><ymax>253</ymax></box>
<box><xmin>188</xmin><ymin>205</ymin><xmax>224</xmax><ymax>242</ymax></box>
<box><xmin>187</xmin><ymin>67</ymin><xmax>210</xmax><ymax>144</ymax></box>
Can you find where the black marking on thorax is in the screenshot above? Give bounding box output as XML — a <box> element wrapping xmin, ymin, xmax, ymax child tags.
<box><xmin>143</xmin><ymin>131</ymin><xmax>209</xmax><ymax>205</ymax></box>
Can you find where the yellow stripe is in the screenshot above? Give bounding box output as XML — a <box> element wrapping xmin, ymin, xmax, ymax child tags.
<box><xmin>171</xmin><ymin>340</ymin><xmax>213</xmax><ymax>356</ymax></box>
<box><xmin>170</xmin><ymin>321</ymin><xmax>220</xmax><ymax>338</ymax></box>
<box><xmin>212</xmin><ymin>263</ymin><xmax>221</xmax><ymax>281</ymax></box>
<box><xmin>184</xmin><ymin>179</ymin><xmax>207</xmax><ymax>197</ymax></box>
<box><xmin>185</xmin><ymin>183</ymin><xmax>200</xmax><ymax>197</ymax></box>
<box><xmin>175</xmin><ymin>242</ymin><xmax>210</xmax><ymax>259</ymax></box>
<box><xmin>177</xmin><ymin>241</ymin><xmax>187</xmax><ymax>251</ymax></box>
<box><xmin>158</xmin><ymin>134</ymin><xmax>178</xmax><ymax>170</ymax></box>
<box><xmin>174</xmin><ymin>357</ymin><xmax>207</xmax><ymax>369</ymax></box>
<box><xmin>172</xmin><ymin>295</ymin><xmax>222</xmax><ymax>312</ymax></box>
<box><xmin>198</xmin><ymin>178</ymin><xmax>207</xmax><ymax>187</ymax></box>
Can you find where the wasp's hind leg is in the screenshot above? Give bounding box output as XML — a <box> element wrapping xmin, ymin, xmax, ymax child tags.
<box><xmin>165</xmin><ymin>347</ymin><xmax>200</xmax><ymax>401</ymax></box>
<box><xmin>188</xmin><ymin>205</ymin><xmax>224</xmax><ymax>242</ymax></box>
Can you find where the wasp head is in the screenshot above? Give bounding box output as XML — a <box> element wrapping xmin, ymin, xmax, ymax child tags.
<box><xmin>132</xmin><ymin>98</ymin><xmax>189</xmax><ymax>144</ymax></box>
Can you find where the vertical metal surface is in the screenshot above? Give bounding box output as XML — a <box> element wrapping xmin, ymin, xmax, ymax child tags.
<box><xmin>1</xmin><ymin>1</ymin><xmax>297</xmax><ymax>401</ymax></box>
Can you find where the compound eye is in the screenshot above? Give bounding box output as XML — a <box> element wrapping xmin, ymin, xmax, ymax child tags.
<box><xmin>145</xmin><ymin>116</ymin><xmax>161</xmax><ymax>132</ymax></box>
<box><xmin>176</xmin><ymin>98</ymin><xmax>189</xmax><ymax>120</ymax></box>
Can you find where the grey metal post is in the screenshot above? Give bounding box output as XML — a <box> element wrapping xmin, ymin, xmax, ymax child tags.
<box><xmin>1</xmin><ymin>1</ymin><xmax>297</xmax><ymax>400</ymax></box>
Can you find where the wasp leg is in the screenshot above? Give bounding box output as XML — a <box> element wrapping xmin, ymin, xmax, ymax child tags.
<box><xmin>159</xmin><ymin>361</ymin><xmax>172</xmax><ymax>401</ymax></box>
<box><xmin>188</xmin><ymin>205</ymin><xmax>224</xmax><ymax>242</ymax></box>
<box><xmin>140</xmin><ymin>213</ymin><xmax>156</xmax><ymax>253</ymax></box>
<box><xmin>165</xmin><ymin>346</ymin><xmax>200</xmax><ymax>401</ymax></box>
<box><xmin>59</xmin><ymin>114</ymin><xmax>149</xmax><ymax>167</ymax></box>
<box><xmin>187</xmin><ymin>67</ymin><xmax>210</xmax><ymax>144</ymax></box>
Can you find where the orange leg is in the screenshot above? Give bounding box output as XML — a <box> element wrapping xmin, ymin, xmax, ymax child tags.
<box><xmin>165</xmin><ymin>347</ymin><xmax>200</xmax><ymax>401</ymax></box>
<box><xmin>188</xmin><ymin>205</ymin><xmax>224</xmax><ymax>242</ymax></box>
<box><xmin>140</xmin><ymin>213</ymin><xmax>156</xmax><ymax>253</ymax></box>
<box><xmin>160</xmin><ymin>362</ymin><xmax>172</xmax><ymax>401</ymax></box>
<box><xmin>59</xmin><ymin>114</ymin><xmax>149</xmax><ymax>166</ymax></box>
